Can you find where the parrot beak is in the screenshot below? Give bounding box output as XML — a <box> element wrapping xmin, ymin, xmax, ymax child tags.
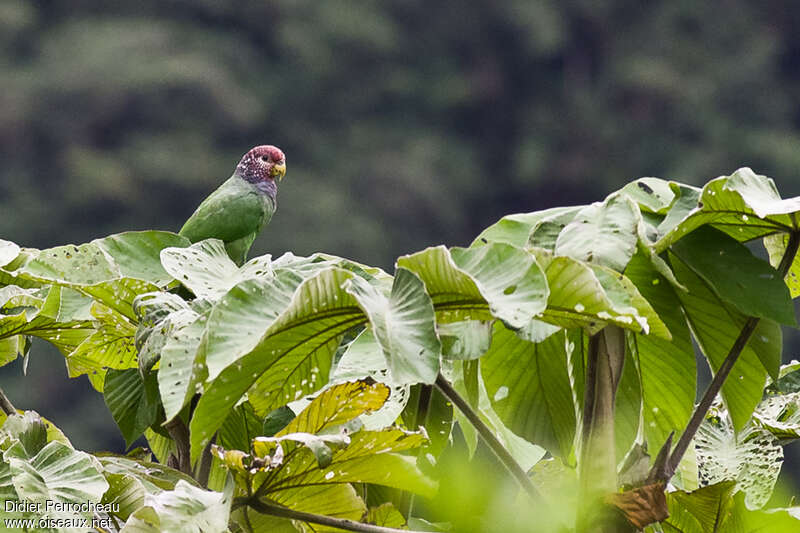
<box><xmin>271</xmin><ymin>162</ymin><xmax>287</xmax><ymax>182</ymax></box>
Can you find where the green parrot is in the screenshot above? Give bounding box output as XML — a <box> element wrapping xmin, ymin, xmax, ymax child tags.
<box><xmin>179</xmin><ymin>145</ymin><xmax>286</xmax><ymax>265</ymax></box>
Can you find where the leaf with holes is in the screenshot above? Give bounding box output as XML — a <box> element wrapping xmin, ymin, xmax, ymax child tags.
<box><xmin>345</xmin><ymin>268</ymin><xmax>441</xmax><ymax>384</ymax></box>
<box><xmin>248</xmin><ymin>427</ymin><xmax>434</xmax><ymax>498</ymax></box>
<box><xmin>397</xmin><ymin>243</ymin><xmax>548</xmax><ymax>328</ymax></box>
<box><xmin>159</xmin><ymin>239</ymin><xmax>274</xmax><ymax>299</ymax></box>
<box><xmin>189</xmin><ymin>268</ymin><xmax>364</xmax><ymax>463</ymax></box>
<box><xmin>657</xmin><ymin>168</ymin><xmax>800</xmax><ymax>252</ymax></box>
<box><xmin>625</xmin><ymin>251</ymin><xmax>696</xmax><ymax>449</ymax></box>
<box><xmin>696</xmin><ymin>409</ymin><xmax>782</xmax><ymax>510</ymax></box>
<box><xmin>277</xmin><ymin>380</ymin><xmax>390</xmax><ymax>437</ymax></box>
<box><xmin>331</xmin><ymin>329</ymin><xmax>410</xmax><ymax>430</ymax></box>
<box><xmin>554</xmin><ymin>192</ymin><xmax>640</xmax><ymax>272</ymax></box>
<box><xmin>120</xmin><ymin>479</ymin><xmax>232</xmax><ymax>533</ymax></box>
<box><xmin>481</xmin><ymin>322</ymin><xmax>576</xmax><ymax>460</ymax></box>
<box><xmin>533</xmin><ymin>251</ymin><xmax>661</xmax><ymax>335</ymax></box>
<box><xmin>471</xmin><ymin>207</ymin><xmax>584</xmax><ymax>248</ymax></box>
<box><xmin>753</xmin><ymin>392</ymin><xmax>800</xmax><ymax>442</ymax></box>
<box><xmin>4</xmin><ymin>440</ymin><xmax>109</xmax><ymax>524</ymax></box>
<box><xmin>204</xmin><ymin>270</ymin><xmax>303</xmax><ymax>382</ymax></box>
<box><xmin>157</xmin><ymin>310</ymin><xmax>209</xmax><ymax>422</ymax></box>
<box><xmin>94</xmin><ymin>231</ymin><xmax>190</xmax><ymax>286</ymax></box>
<box><xmin>438</xmin><ymin>320</ymin><xmax>493</xmax><ymax>360</ymax></box>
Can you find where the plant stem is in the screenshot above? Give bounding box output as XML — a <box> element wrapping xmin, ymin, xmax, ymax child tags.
<box><xmin>243</xmin><ymin>498</ymin><xmax>434</xmax><ymax>533</ymax></box>
<box><xmin>196</xmin><ymin>438</ymin><xmax>214</xmax><ymax>488</ymax></box>
<box><xmin>434</xmin><ymin>372</ymin><xmax>542</xmax><ymax>500</ymax></box>
<box><xmin>399</xmin><ymin>384</ymin><xmax>433</xmax><ymax>517</ymax></box>
<box><xmin>576</xmin><ymin>327</ymin><xmax>626</xmax><ymax>533</ymax></box>
<box><xmin>660</xmin><ymin>229</ymin><xmax>800</xmax><ymax>481</ymax></box>
<box><xmin>164</xmin><ymin>417</ymin><xmax>192</xmax><ymax>475</ymax></box>
<box><xmin>0</xmin><ymin>387</ymin><xmax>16</xmax><ymax>415</ymax></box>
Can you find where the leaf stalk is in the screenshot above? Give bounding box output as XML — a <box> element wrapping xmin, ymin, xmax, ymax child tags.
<box><xmin>434</xmin><ymin>372</ymin><xmax>543</xmax><ymax>500</ymax></box>
<box><xmin>0</xmin><ymin>387</ymin><xmax>16</xmax><ymax>415</ymax></box>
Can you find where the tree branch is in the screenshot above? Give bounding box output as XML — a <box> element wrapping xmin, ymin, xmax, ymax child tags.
<box><xmin>434</xmin><ymin>372</ymin><xmax>543</xmax><ymax>501</ymax></box>
<box><xmin>658</xmin><ymin>229</ymin><xmax>800</xmax><ymax>482</ymax></box>
<box><xmin>243</xmin><ymin>498</ymin><xmax>434</xmax><ymax>533</ymax></box>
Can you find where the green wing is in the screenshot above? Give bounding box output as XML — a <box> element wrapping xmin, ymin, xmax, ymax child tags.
<box><xmin>179</xmin><ymin>175</ymin><xmax>275</xmax><ymax>263</ymax></box>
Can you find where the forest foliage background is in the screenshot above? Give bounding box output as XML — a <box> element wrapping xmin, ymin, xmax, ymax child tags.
<box><xmin>2</xmin><ymin>0</ymin><xmax>800</xmax><ymax>482</ymax></box>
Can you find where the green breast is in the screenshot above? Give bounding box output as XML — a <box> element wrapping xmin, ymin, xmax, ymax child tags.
<box><xmin>179</xmin><ymin>175</ymin><xmax>276</xmax><ymax>248</ymax></box>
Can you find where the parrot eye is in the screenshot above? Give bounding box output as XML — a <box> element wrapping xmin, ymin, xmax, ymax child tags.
<box><xmin>260</xmin><ymin>156</ymin><xmax>269</xmax><ymax>162</ymax></box>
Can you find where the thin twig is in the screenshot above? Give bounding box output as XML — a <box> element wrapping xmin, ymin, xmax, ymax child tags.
<box><xmin>434</xmin><ymin>372</ymin><xmax>543</xmax><ymax>501</ymax></box>
<box><xmin>0</xmin><ymin>387</ymin><xmax>16</xmax><ymax>416</ymax></box>
<box><xmin>659</xmin><ymin>229</ymin><xmax>800</xmax><ymax>481</ymax></box>
<box><xmin>243</xmin><ymin>498</ymin><xmax>434</xmax><ymax>533</ymax></box>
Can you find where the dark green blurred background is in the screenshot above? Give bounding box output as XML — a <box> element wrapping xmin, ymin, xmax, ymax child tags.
<box><xmin>1</xmin><ymin>0</ymin><xmax>800</xmax><ymax>486</ymax></box>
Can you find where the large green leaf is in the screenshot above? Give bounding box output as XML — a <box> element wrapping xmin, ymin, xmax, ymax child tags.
<box><xmin>625</xmin><ymin>251</ymin><xmax>695</xmax><ymax>449</ymax></box>
<box><xmin>764</xmin><ymin>232</ymin><xmax>800</xmax><ymax>298</ymax></box>
<box><xmin>657</xmin><ymin>168</ymin><xmax>800</xmax><ymax>252</ymax></box>
<box><xmin>670</xmin><ymin>225</ymin><xmax>795</xmax><ymax>326</ymax></box>
<box><xmin>94</xmin><ymin>231</ymin><xmax>190</xmax><ymax>286</ymax></box>
<box><xmin>156</xmin><ymin>310</ymin><xmax>209</xmax><ymax>422</ymax></box>
<box><xmin>0</xmin><ymin>239</ymin><xmax>20</xmax><ymax>268</ymax></box>
<box><xmin>527</xmin><ymin>207</ymin><xmax>585</xmax><ymax>250</ymax></box>
<box><xmin>451</xmin><ymin>364</ymin><xmax>548</xmax><ymax>471</ymax></box>
<box><xmin>104</xmin><ymin>369</ymin><xmax>161</xmax><ymax>447</ymax></box>
<box><xmin>331</xmin><ymin>329</ymin><xmax>410</xmax><ymax>430</ymax></box>
<box><xmin>345</xmin><ymin>268</ymin><xmax>441</xmax><ymax>384</ymax></box>
<box><xmin>670</xmin><ymin>255</ymin><xmax>769</xmax><ymax>431</ymax></box>
<box><xmin>4</xmin><ymin>441</ymin><xmax>108</xmax><ymax>524</ymax></box>
<box><xmin>0</xmin><ymin>286</ymin><xmax>94</xmax><ymax>359</ymax></box>
<box><xmin>249</xmin><ymin>428</ymin><xmax>435</xmax><ymax>498</ymax></box>
<box><xmin>662</xmin><ymin>481</ymin><xmax>737</xmax><ymax>533</ymax></box>
<box><xmin>438</xmin><ymin>320</ymin><xmax>493</xmax><ymax>360</ymax></box>
<box><xmin>120</xmin><ymin>479</ymin><xmax>232</xmax><ymax>533</ymax></box>
<box><xmin>18</xmin><ymin>242</ymin><xmax>120</xmax><ymax>285</ymax></box>
<box><xmin>662</xmin><ymin>482</ymin><xmax>800</xmax><ymax>533</ymax></box>
<box><xmin>159</xmin><ymin>239</ymin><xmax>274</xmax><ymax>299</ymax></box>
<box><xmin>620</xmin><ymin>177</ymin><xmax>677</xmax><ymax>215</ymax></box>
<box><xmin>97</xmin><ymin>454</ymin><xmax>203</xmax><ymax>523</ymax></box>
<box><xmin>396</xmin><ymin>243</ymin><xmax>548</xmax><ymax>328</ymax></box>
<box><xmin>10</xmin><ymin>235</ymin><xmax>166</xmax><ymax>319</ymax></box>
<box><xmin>615</xmin><ymin>333</ymin><xmax>643</xmax><ymax>462</ymax></box>
<box><xmin>204</xmin><ymin>271</ymin><xmax>302</xmax><ymax>382</ymax></box>
<box><xmin>534</xmin><ymin>252</ymin><xmax>663</xmax><ymax>335</ymax></box>
<box><xmin>554</xmin><ymin>192</ymin><xmax>640</xmax><ymax>272</ymax></box>
<box><xmin>189</xmin><ymin>268</ymin><xmax>364</xmax><ymax>462</ymax></box>
<box><xmin>470</xmin><ymin>207</ymin><xmax>583</xmax><ymax>248</ymax></box>
<box><xmin>66</xmin><ymin>303</ymin><xmax>138</xmax><ymax>380</ymax></box>
<box><xmin>277</xmin><ymin>381</ymin><xmax>390</xmax><ymax>437</ymax></box>
<box><xmin>480</xmin><ymin>323</ymin><xmax>575</xmax><ymax>460</ymax></box>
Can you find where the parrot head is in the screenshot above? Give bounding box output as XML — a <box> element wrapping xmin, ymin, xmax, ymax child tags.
<box><xmin>236</xmin><ymin>145</ymin><xmax>287</xmax><ymax>185</ymax></box>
